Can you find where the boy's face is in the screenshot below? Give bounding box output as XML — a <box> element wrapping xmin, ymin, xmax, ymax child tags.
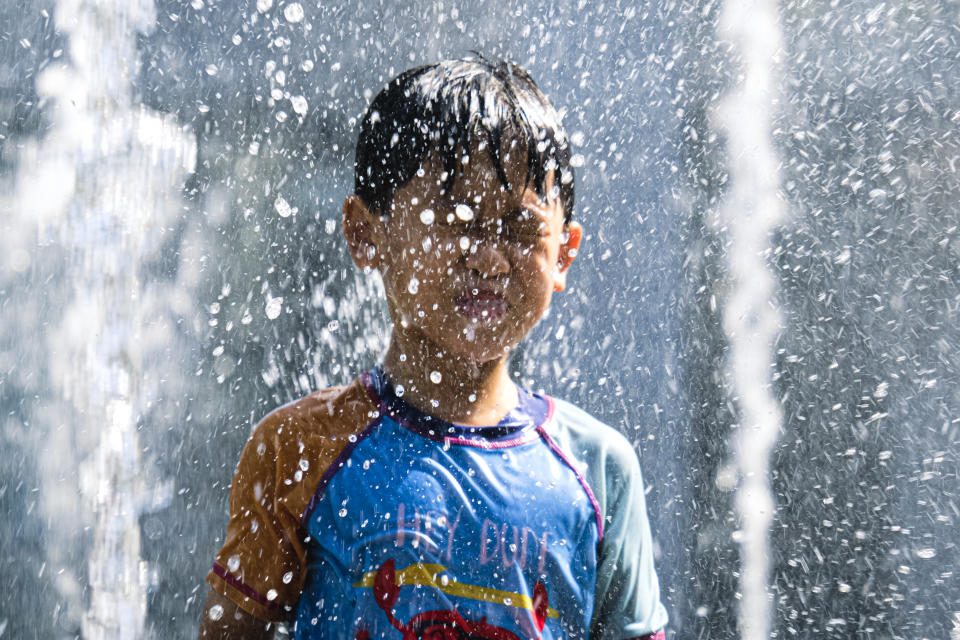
<box><xmin>344</xmin><ymin>143</ymin><xmax>581</xmax><ymax>364</ymax></box>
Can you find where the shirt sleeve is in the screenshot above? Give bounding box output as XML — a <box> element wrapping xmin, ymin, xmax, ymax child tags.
<box><xmin>589</xmin><ymin>434</ymin><xmax>669</xmax><ymax>639</ymax></box>
<box><xmin>205</xmin><ymin>414</ymin><xmax>308</xmax><ymax>621</ymax></box>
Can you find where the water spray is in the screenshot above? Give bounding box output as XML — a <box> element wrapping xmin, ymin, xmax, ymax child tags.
<box><xmin>17</xmin><ymin>0</ymin><xmax>195</xmax><ymax>636</ymax></box>
<box><xmin>714</xmin><ymin>0</ymin><xmax>786</xmax><ymax>639</ymax></box>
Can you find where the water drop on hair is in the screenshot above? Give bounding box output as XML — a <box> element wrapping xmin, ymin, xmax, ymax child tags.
<box><xmin>419</xmin><ymin>209</ymin><xmax>435</xmax><ymax>225</ymax></box>
<box><xmin>430</xmin><ymin>371</ymin><xmax>442</xmax><ymax>384</ymax></box>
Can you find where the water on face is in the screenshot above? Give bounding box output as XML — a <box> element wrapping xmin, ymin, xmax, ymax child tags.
<box><xmin>1</xmin><ymin>0</ymin><xmax>958</xmax><ymax>639</ymax></box>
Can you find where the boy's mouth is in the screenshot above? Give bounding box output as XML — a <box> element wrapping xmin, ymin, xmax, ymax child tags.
<box><xmin>455</xmin><ymin>289</ymin><xmax>508</xmax><ymax>321</ymax></box>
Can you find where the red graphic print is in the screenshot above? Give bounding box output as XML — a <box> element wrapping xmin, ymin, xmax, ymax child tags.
<box><xmin>370</xmin><ymin>559</ymin><xmax>549</xmax><ymax>640</ymax></box>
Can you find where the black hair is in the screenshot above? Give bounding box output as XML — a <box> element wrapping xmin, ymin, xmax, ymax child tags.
<box><xmin>354</xmin><ymin>56</ymin><xmax>575</xmax><ymax>222</ymax></box>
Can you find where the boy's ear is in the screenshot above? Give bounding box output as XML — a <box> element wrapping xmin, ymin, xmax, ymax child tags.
<box><xmin>342</xmin><ymin>195</ymin><xmax>382</xmax><ymax>271</ymax></box>
<box><xmin>553</xmin><ymin>221</ymin><xmax>582</xmax><ymax>293</ymax></box>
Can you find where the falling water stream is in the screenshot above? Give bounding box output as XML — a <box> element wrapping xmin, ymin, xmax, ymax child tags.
<box><xmin>16</xmin><ymin>0</ymin><xmax>195</xmax><ymax>636</ymax></box>
<box><xmin>714</xmin><ymin>1</ymin><xmax>786</xmax><ymax>639</ymax></box>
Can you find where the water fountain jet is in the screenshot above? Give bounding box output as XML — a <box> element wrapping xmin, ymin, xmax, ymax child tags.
<box><xmin>713</xmin><ymin>0</ymin><xmax>786</xmax><ymax>638</ymax></box>
<box><xmin>13</xmin><ymin>0</ymin><xmax>196</xmax><ymax>636</ymax></box>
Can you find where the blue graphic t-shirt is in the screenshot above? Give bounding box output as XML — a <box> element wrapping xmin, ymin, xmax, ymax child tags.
<box><xmin>207</xmin><ymin>370</ymin><xmax>667</xmax><ymax>640</ymax></box>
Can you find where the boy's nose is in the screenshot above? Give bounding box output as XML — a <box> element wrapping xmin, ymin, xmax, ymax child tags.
<box><xmin>463</xmin><ymin>240</ymin><xmax>510</xmax><ymax>278</ymax></box>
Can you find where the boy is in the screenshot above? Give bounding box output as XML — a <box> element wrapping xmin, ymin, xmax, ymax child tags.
<box><xmin>199</xmin><ymin>57</ymin><xmax>667</xmax><ymax>640</ymax></box>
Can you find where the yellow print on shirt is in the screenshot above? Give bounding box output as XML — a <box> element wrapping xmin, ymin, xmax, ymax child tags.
<box><xmin>353</xmin><ymin>561</ymin><xmax>559</xmax><ymax>619</ymax></box>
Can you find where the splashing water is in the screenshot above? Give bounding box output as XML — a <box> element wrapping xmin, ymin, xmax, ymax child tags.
<box><xmin>14</xmin><ymin>0</ymin><xmax>196</xmax><ymax>637</ymax></box>
<box><xmin>714</xmin><ymin>0</ymin><xmax>786</xmax><ymax>639</ymax></box>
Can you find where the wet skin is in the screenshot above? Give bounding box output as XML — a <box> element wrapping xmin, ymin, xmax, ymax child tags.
<box><xmin>343</xmin><ymin>144</ymin><xmax>581</xmax><ymax>426</ymax></box>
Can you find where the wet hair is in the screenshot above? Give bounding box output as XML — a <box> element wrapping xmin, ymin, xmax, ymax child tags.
<box><xmin>354</xmin><ymin>56</ymin><xmax>575</xmax><ymax>222</ymax></box>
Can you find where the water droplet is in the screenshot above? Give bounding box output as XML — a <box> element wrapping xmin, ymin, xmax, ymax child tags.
<box><xmin>395</xmin><ymin>384</ymin><xmax>405</xmax><ymax>397</ymax></box>
<box><xmin>301</xmin><ymin>59</ymin><xmax>314</xmax><ymax>72</ymax></box>
<box><xmin>266</xmin><ymin>588</ymin><xmax>278</xmax><ymax>601</ymax></box>
<box><xmin>459</xmin><ymin>236</ymin><xmax>471</xmax><ymax>251</ymax></box>
<box><xmin>348</xmin><ymin>434</ymin><xmax>357</xmax><ymax>442</ymax></box>
<box><xmin>440</xmin><ymin>574</ymin><xmax>449</xmax><ymax>586</ymax></box>
<box><xmin>298</xmin><ymin>459</ymin><xmax>309</xmax><ymax>471</ymax></box>
<box><xmin>430</xmin><ymin>371</ymin><xmax>442</xmax><ymax>384</ymax></box>
<box><xmin>916</xmin><ymin>548</ymin><xmax>937</xmax><ymax>559</ymax></box>
<box><xmin>338</xmin><ymin>508</ymin><xmax>347</xmax><ymax>517</ymax></box>
<box><xmin>422</xmin><ymin>236</ymin><xmax>433</xmax><ymax>251</ymax></box>
<box><xmin>407</xmin><ymin>277</ymin><xmax>420</xmax><ymax>294</ymax></box>
<box><xmin>290</xmin><ymin>95</ymin><xmax>308</xmax><ymax>115</ymax></box>
<box><xmin>274</xmin><ymin>196</ymin><xmax>293</xmax><ymax>217</ymax></box>
<box><xmin>231</xmin><ymin>33</ymin><xmax>243</xmax><ymax>45</ymax></box>
<box><xmin>227</xmin><ymin>555</ymin><xmax>241</xmax><ymax>572</ymax></box>
<box><xmin>455</xmin><ymin>203</ymin><xmax>474</xmax><ymax>222</ymax></box>
<box><xmin>256</xmin><ymin>442</ymin><xmax>267</xmax><ymax>456</ymax></box>
<box><xmin>468</xmin><ymin>393</ymin><xmax>477</xmax><ymax>402</ymax></box>
<box><xmin>327</xmin><ymin>320</ymin><xmax>340</xmax><ymax>331</ymax></box>
<box><xmin>282</xmin><ymin>571</ymin><xmax>294</xmax><ymax>584</ymax></box>
<box><xmin>265</xmin><ymin>297</ymin><xmax>283</xmax><ymax>320</ymax></box>
<box><xmin>208</xmin><ymin>604</ymin><xmax>224</xmax><ymax>621</ymax></box>
<box><xmin>205</xmin><ymin>64</ymin><xmax>219</xmax><ymax>76</ymax></box>
<box><xmin>275</xmin><ymin>110</ymin><xmax>289</xmax><ymax>123</ymax></box>
<box><xmin>419</xmin><ymin>208</ymin><xmax>435</xmax><ymax>225</ymax></box>
<box><xmin>256</xmin><ymin>0</ymin><xmax>272</xmax><ymax>12</ymax></box>
<box><xmin>283</xmin><ymin>2</ymin><xmax>304</xmax><ymax>22</ymax></box>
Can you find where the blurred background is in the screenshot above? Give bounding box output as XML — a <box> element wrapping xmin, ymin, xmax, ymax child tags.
<box><xmin>1</xmin><ymin>0</ymin><xmax>958</xmax><ymax>638</ymax></box>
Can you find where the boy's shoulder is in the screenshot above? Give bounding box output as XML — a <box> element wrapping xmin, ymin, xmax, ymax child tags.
<box><xmin>545</xmin><ymin>396</ymin><xmax>647</xmax><ymax>511</ymax></box>
<box><xmin>241</xmin><ymin>377</ymin><xmax>382</xmax><ymax>497</ymax></box>
<box><xmin>250</xmin><ymin>376</ymin><xmax>378</xmax><ymax>445</ymax></box>
<box><xmin>548</xmin><ymin>396</ymin><xmax>641</xmax><ymax>465</ymax></box>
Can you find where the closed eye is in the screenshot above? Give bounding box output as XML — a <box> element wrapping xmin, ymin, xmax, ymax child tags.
<box><xmin>504</xmin><ymin>209</ymin><xmax>548</xmax><ymax>239</ymax></box>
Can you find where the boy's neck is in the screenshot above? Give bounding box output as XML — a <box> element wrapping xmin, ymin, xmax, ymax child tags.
<box><xmin>380</xmin><ymin>333</ymin><xmax>519</xmax><ymax>427</ymax></box>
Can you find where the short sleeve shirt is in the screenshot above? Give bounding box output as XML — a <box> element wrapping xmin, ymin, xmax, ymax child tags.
<box><xmin>206</xmin><ymin>369</ymin><xmax>668</xmax><ymax>639</ymax></box>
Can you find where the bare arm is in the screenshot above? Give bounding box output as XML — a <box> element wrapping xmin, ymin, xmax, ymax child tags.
<box><xmin>197</xmin><ymin>588</ymin><xmax>278</xmax><ymax>640</ymax></box>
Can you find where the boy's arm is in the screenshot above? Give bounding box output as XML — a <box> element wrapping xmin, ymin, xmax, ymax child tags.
<box><xmin>197</xmin><ymin>588</ymin><xmax>276</xmax><ymax>640</ymax></box>
<box><xmin>589</xmin><ymin>435</ymin><xmax>669</xmax><ymax>639</ymax></box>
<box><xmin>202</xmin><ymin>413</ymin><xmax>310</xmax><ymax>631</ymax></box>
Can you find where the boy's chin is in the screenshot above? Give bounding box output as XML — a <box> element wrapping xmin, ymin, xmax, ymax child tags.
<box><xmin>432</xmin><ymin>329</ymin><xmax>520</xmax><ymax>365</ymax></box>
<box><xmin>442</xmin><ymin>340</ymin><xmax>514</xmax><ymax>366</ymax></box>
